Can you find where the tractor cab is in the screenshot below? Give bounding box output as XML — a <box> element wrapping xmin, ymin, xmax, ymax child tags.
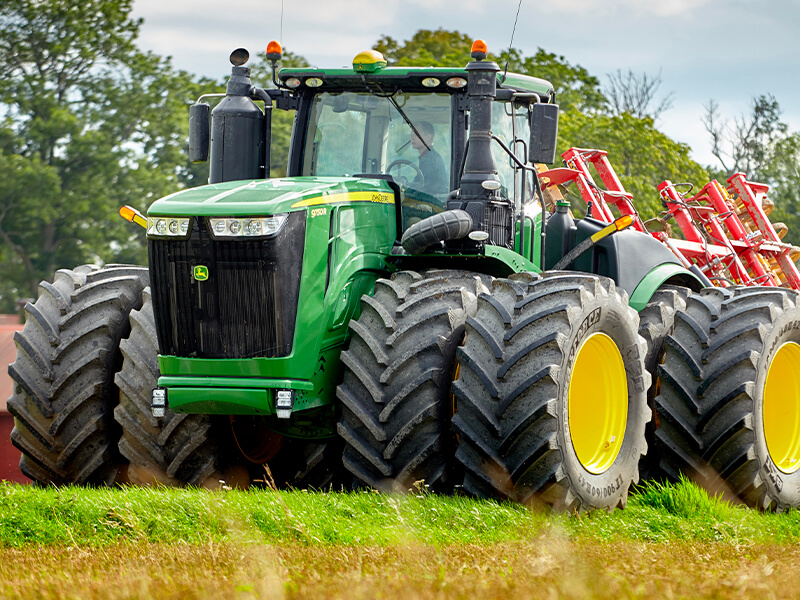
<box><xmin>276</xmin><ymin>51</ymin><xmax>557</xmax><ymax>244</ymax></box>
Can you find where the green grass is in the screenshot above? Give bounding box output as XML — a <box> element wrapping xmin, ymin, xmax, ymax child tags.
<box><xmin>1</xmin><ymin>478</ymin><xmax>799</xmax><ymax>548</ymax></box>
<box><xmin>3</xmin><ymin>480</ymin><xmax>800</xmax><ymax>599</ymax></box>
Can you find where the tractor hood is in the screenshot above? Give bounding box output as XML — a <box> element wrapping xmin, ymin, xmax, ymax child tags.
<box><xmin>147</xmin><ymin>176</ymin><xmax>395</xmax><ymax>217</ymax></box>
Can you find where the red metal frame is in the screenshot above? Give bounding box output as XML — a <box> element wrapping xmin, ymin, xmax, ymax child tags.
<box><xmin>538</xmin><ymin>148</ymin><xmax>800</xmax><ymax>291</ymax></box>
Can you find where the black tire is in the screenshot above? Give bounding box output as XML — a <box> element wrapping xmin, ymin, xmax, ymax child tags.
<box><xmin>269</xmin><ymin>437</ymin><xmax>346</xmax><ymax>490</ymax></box>
<box><xmin>452</xmin><ymin>271</ymin><xmax>650</xmax><ymax>510</ymax></box>
<box><xmin>651</xmin><ymin>290</ymin><xmax>712</xmax><ymax>482</ymax></box>
<box><xmin>637</xmin><ymin>285</ymin><xmax>689</xmax><ymax>481</ymax></box>
<box><xmin>655</xmin><ymin>286</ymin><xmax>800</xmax><ymax>510</ymax></box>
<box><xmin>114</xmin><ymin>288</ymin><xmax>248</xmax><ymax>488</ymax></box>
<box><xmin>400</xmin><ymin>210</ymin><xmax>473</xmax><ymax>254</ymax></box>
<box><xmin>336</xmin><ymin>269</ymin><xmax>490</xmax><ymax>492</ymax></box>
<box><xmin>7</xmin><ymin>264</ymin><xmax>149</xmax><ymax>485</ymax></box>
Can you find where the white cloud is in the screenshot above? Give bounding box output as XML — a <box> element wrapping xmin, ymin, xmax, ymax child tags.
<box><xmin>535</xmin><ymin>0</ymin><xmax>715</xmax><ymax>17</ymax></box>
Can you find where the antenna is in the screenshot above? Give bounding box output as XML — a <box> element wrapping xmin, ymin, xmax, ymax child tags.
<box><xmin>280</xmin><ymin>0</ymin><xmax>284</xmax><ymax>45</ymax></box>
<box><xmin>502</xmin><ymin>0</ymin><xmax>524</xmax><ymax>83</ymax></box>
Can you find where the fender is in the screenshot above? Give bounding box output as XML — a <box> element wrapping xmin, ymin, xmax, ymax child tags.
<box><xmin>629</xmin><ymin>263</ymin><xmax>705</xmax><ymax>311</ymax></box>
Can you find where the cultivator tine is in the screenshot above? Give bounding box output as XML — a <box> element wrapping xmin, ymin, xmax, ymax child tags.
<box><xmin>728</xmin><ymin>172</ymin><xmax>800</xmax><ymax>288</ymax></box>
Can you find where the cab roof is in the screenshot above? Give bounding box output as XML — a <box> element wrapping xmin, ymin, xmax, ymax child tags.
<box><xmin>277</xmin><ymin>65</ymin><xmax>555</xmax><ymax>100</ymax></box>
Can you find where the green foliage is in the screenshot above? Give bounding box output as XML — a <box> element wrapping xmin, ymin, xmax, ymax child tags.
<box><xmin>375</xmin><ymin>29</ymin><xmax>474</xmax><ymax>68</ymax></box>
<box><xmin>374</xmin><ymin>29</ymin><xmax>605</xmax><ymax>114</ymax></box>
<box><xmin>559</xmin><ymin>111</ymin><xmax>711</xmax><ymax>219</ymax></box>
<box><xmin>0</xmin><ymin>0</ymin><xmax>211</xmax><ymax>310</ymax></box>
<box><xmin>499</xmin><ymin>47</ymin><xmax>606</xmax><ymax>113</ymax></box>
<box><xmin>765</xmin><ymin>132</ymin><xmax>800</xmax><ymax>245</ymax></box>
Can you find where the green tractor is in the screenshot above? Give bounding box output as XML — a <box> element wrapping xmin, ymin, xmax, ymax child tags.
<box><xmin>8</xmin><ymin>41</ymin><xmax>800</xmax><ymax>511</ymax></box>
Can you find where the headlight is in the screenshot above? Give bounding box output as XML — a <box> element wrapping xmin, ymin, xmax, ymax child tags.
<box><xmin>208</xmin><ymin>215</ymin><xmax>288</xmax><ymax>239</ymax></box>
<box><xmin>147</xmin><ymin>216</ymin><xmax>191</xmax><ymax>238</ymax></box>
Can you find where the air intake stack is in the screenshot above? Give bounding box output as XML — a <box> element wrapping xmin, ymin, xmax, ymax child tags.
<box><xmin>208</xmin><ymin>49</ymin><xmax>266</xmax><ymax>184</ymax></box>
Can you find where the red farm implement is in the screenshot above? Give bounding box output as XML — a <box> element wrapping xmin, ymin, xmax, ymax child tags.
<box><xmin>540</xmin><ymin>147</ymin><xmax>800</xmax><ymax>290</ymax></box>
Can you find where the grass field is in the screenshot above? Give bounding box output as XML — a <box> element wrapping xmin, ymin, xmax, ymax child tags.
<box><xmin>1</xmin><ymin>479</ymin><xmax>799</xmax><ymax>598</ymax></box>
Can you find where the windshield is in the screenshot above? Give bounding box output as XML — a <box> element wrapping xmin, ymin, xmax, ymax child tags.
<box><xmin>302</xmin><ymin>92</ymin><xmax>452</xmax><ymax>224</ymax></box>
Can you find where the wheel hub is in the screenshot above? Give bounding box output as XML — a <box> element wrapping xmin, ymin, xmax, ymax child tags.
<box><xmin>568</xmin><ymin>332</ymin><xmax>628</xmax><ymax>474</ymax></box>
<box><xmin>763</xmin><ymin>341</ymin><xmax>800</xmax><ymax>474</ymax></box>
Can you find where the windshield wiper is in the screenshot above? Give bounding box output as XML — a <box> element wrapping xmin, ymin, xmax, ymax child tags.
<box><xmin>360</xmin><ymin>74</ymin><xmax>431</xmax><ymax>153</ymax></box>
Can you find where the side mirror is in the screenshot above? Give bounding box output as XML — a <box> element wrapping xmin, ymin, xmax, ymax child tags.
<box><xmin>529</xmin><ymin>103</ymin><xmax>559</xmax><ymax>164</ymax></box>
<box><xmin>189</xmin><ymin>103</ymin><xmax>210</xmax><ymax>163</ymax></box>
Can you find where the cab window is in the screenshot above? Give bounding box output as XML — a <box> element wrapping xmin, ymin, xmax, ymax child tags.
<box><xmin>302</xmin><ymin>92</ymin><xmax>452</xmax><ymax>229</ymax></box>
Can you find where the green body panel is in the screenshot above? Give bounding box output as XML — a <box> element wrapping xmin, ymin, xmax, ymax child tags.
<box><xmin>629</xmin><ymin>263</ymin><xmax>705</xmax><ymax>311</ymax></box>
<box><xmin>513</xmin><ymin>206</ymin><xmax>543</xmax><ymax>265</ymax></box>
<box><xmin>148</xmin><ymin>176</ymin><xmax>395</xmax><ymax>217</ymax></box>
<box><xmin>152</xmin><ymin>177</ymin><xmax>397</xmax><ymax>416</ymax></box>
<box><xmin>168</xmin><ymin>388</ymin><xmax>271</xmax><ymax>415</ymax></box>
<box><xmin>483</xmin><ymin>245</ymin><xmax>539</xmax><ymax>273</ymax></box>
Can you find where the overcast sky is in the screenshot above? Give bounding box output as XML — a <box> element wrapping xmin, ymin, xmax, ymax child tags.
<box><xmin>131</xmin><ymin>0</ymin><xmax>800</xmax><ymax>168</ymax></box>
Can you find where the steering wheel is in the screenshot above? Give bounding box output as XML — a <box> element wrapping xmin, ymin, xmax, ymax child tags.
<box><xmin>387</xmin><ymin>159</ymin><xmax>424</xmax><ymax>187</ymax></box>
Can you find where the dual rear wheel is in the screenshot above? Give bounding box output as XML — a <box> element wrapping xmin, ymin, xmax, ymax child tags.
<box><xmin>337</xmin><ymin>269</ymin><xmax>650</xmax><ymax>510</ymax></box>
<box><xmin>655</xmin><ymin>286</ymin><xmax>800</xmax><ymax>510</ymax></box>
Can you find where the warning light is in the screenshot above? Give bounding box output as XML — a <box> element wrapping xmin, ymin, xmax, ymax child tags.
<box><xmin>471</xmin><ymin>39</ymin><xmax>488</xmax><ymax>60</ymax></box>
<box><xmin>119</xmin><ymin>205</ymin><xmax>147</xmax><ymax>229</ymax></box>
<box><xmin>614</xmin><ymin>215</ymin><xmax>634</xmax><ymax>231</ymax></box>
<box><xmin>266</xmin><ymin>41</ymin><xmax>282</xmax><ymax>61</ymax></box>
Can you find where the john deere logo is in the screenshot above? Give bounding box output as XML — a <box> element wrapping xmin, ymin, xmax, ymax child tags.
<box><xmin>193</xmin><ymin>265</ymin><xmax>209</xmax><ymax>281</ymax></box>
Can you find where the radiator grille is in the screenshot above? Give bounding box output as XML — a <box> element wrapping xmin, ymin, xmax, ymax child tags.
<box><xmin>148</xmin><ymin>213</ymin><xmax>305</xmax><ymax>359</ymax></box>
<box><xmin>484</xmin><ymin>201</ymin><xmax>514</xmax><ymax>248</ymax></box>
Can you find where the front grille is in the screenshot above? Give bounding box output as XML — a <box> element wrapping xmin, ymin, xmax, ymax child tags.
<box><xmin>148</xmin><ymin>213</ymin><xmax>305</xmax><ymax>359</ymax></box>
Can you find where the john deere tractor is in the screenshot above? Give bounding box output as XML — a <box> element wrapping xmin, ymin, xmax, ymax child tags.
<box><xmin>8</xmin><ymin>40</ymin><xmax>800</xmax><ymax>511</ymax></box>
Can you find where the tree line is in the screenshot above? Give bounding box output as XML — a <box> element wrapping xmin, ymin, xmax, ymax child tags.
<box><xmin>0</xmin><ymin>5</ymin><xmax>798</xmax><ymax>313</ymax></box>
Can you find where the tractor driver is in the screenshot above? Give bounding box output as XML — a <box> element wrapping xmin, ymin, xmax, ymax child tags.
<box><xmin>409</xmin><ymin>121</ymin><xmax>448</xmax><ymax>198</ymax></box>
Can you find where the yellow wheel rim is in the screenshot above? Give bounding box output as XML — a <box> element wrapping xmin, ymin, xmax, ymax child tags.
<box><xmin>568</xmin><ymin>332</ymin><xmax>628</xmax><ymax>474</ymax></box>
<box><xmin>763</xmin><ymin>342</ymin><xmax>800</xmax><ymax>474</ymax></box>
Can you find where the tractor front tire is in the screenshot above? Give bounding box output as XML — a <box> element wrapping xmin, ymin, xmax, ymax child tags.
<box><xmin>114</xmin><ymin>288</ymin><xmax>248</xmax><ymax>488</ymax></box>
<box><xmin>655</xmin><ymin>286</ymin><xmax>800</xmax><ymax>510</ymax></box>
<box><xmin>7</xmin><ymin>265</ymin><xmax>149</xmax><ymax>485</ymax></box>
<box><xmin>337</xmin><ymin>270</ymin><xmax>489</xmax><ymax>492</ymax></box>
<box><xmin>453</xmin><ymin>272</ymin><xmax>650</xmax><ymax>510</ymax></box>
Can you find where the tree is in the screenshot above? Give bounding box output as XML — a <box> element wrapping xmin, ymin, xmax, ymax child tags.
<box><xmin>374</xmin><ymin>30</ymin><xmax>606</xmax><ymax>113</ymax></box>
<box><xmin>703</xmin><ymin>95</ymin><xmax>787</xmax><ymax>178</ymax></box>
<box><xmin>375</xmin><ymin>29</ymin><xmax>474</xmax><ymax>68</ymax></box>
<box><xmin>604</xmin><ymin>69</ymin><xmax>674</xmax><ymax>121</ymax></box>
<box><xmin>499</xmin><ymin>48</ymin><xmax>606</xmax><ymax>113</ymax></box>
<box><xmin>0</xmin><ymin>0</ymin><xmax>210</xmax><ymax>311</ymax></box>
<box><xmin>765</xmin><ymin>132</ymin><xmax>800</xmax><ymax>246</ymax></box>
<box><xmin>702</xmin><ymin>95</ymin><xmax>800</xmax><ymax>246</ymax></box>
<box><xmin>558</xmin><ymin>111</ymin><xmax>710</xmax><ymax>220</ymax></box>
